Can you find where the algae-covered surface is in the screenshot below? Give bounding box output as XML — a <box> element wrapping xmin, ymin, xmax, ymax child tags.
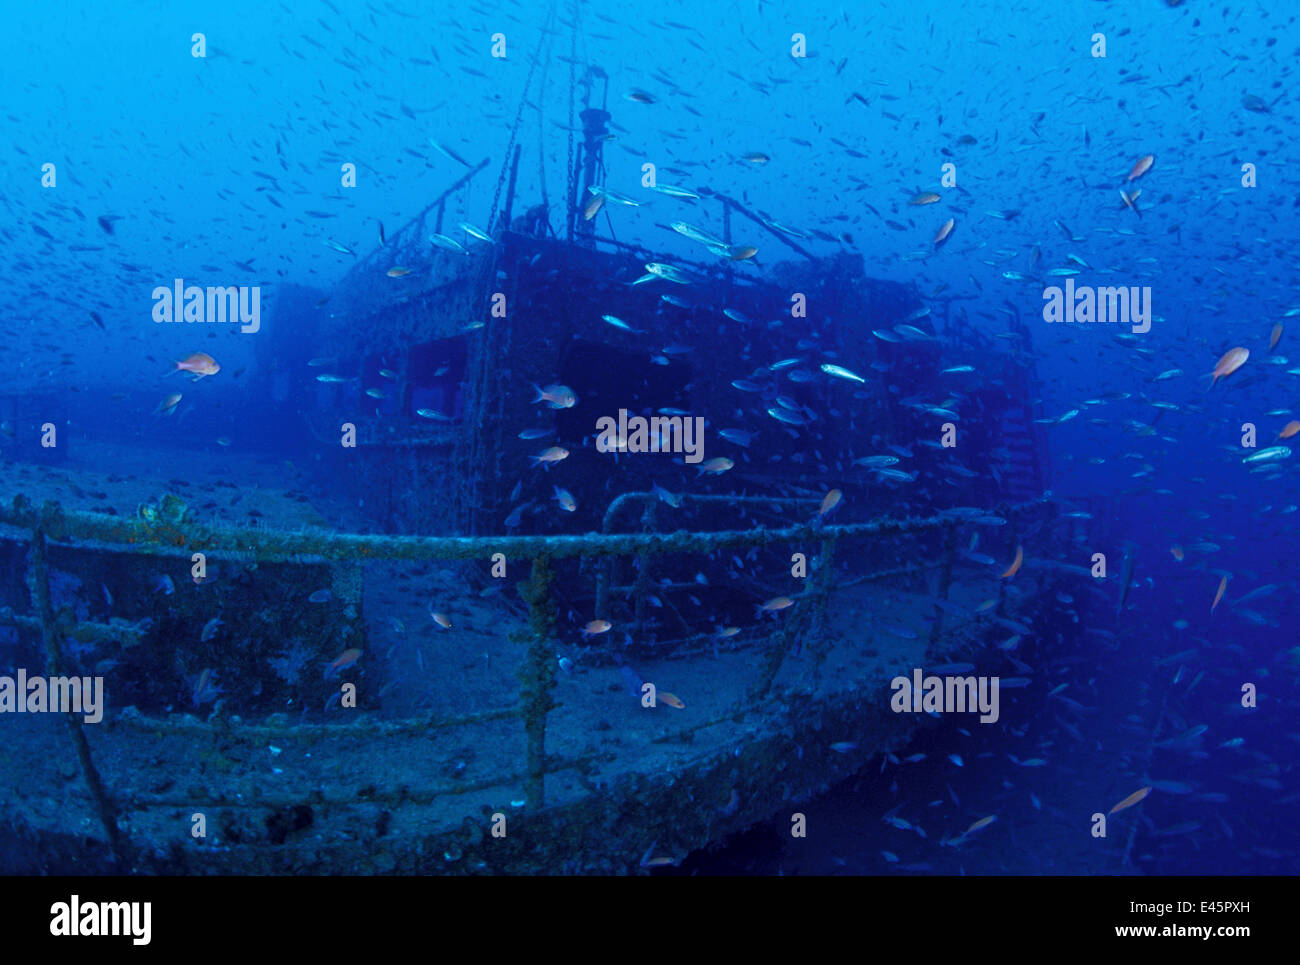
<box><xmin>0</xmin><ymin>445</ymin><xmax>1058</xmax><ymax>874</ymax></box>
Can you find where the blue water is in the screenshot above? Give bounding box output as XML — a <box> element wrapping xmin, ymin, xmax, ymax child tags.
<box><xmin>1</xmin><ymin>0</ymin><xmax>1297</xmax><ymax>875</ymax></box>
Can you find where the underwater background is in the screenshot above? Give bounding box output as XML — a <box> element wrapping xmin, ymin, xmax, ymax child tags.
<box><xmin>0</xmin><ymin>0</ymin><xmax>1296</xmax><ymax>876</ymax></box>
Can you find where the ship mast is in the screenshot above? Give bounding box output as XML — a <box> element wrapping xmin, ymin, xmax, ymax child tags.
<box><xmin>570</xmin><ymin>68</ymin><xmax>610</xmax><ymax>245</ymax></box>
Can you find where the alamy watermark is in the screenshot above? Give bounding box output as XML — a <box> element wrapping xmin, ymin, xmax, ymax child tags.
<box><xmin>50</xmin><ymin>895</ymin><xmax>150</xmax><ymax>945</ymax></box>
<box><xmin>1042</xmin><ymin>279</ymin><xmax>1150</xmax><ymax>334</ymax></box>
<box><xmin>891</xmin><ymin>668</ymin><xmax>1000</xmax><ymax>723</ymax></box>
<box><xmin>595</xmin><ymin>409</ymin><xmax>706</xmax><ymax>464</ymax></box>
<box><xmin>152</xmin><ymin>278</ymin><xmax>260</xmax><ymax>333</ymax></box>
<box><xmin>0</xmin><ymin>670</ymin><xmax>103</xmax><ymax>723</ymax></box>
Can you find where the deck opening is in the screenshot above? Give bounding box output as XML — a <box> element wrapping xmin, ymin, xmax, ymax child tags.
<box><xmin>406</xmin><ymin>336</ymin><xmax>468</xmax><ymax>421</ymax></box>
<box><xmin>555</xmin><ymin>338</ymin><xmax>692</xmax><ymax>441</ymax></box>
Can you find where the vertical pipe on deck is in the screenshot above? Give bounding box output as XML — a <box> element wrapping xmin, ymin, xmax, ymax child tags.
<box><xmin>751</xmin><ymin>535</ymin><xmax>829</xmax><ymax>701</ymax></box>
<box><xmin>807</xmin><ymin>536</ymin><xmax>838</xmax><ymax>684</ymax></box>
<box><xmin>751</xmin><ymin>611</ymin><xmax>798</xmax><ymax>702</ymax></box>
<box><xmin>28</xmin><ymin>524</ymin><xmax>126</xmax><ymax>867</ymax></box>
<box><xmin>631</xmin><ymin>501</ymin><xmax>656</xmax><ymax>638</ymax></box>
<box><xmin>928</xmin><ymin>527</ymin><xmax>958</xmax><ymax>647</ymax></box>
<box><xmin>595</xmin><ymin>492</ymin><xmax>645</xmax><ymax>620</ymax></box>
<box><xmin>518</xmin><ymin>555</ymin><xmax>558</xmax><ymax>808</ymax></box>
<box><xmin>594</xmin><ymin>563</ymin><xmax>611</xmax><ymax>624</ymax></box>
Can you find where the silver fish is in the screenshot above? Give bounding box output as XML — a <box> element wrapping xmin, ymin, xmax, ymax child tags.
<box><xmin>766</xmin><ymin>407</ymin><xmax>806</xmax><ymax>426</ymax></box>
<box><xmin>1243</xmin><ymin>446</ymin><xmax>1290</xmax><ymax>464</ymax></box>
<box><xmin>601</xmin><ymin>314</ymin><xmax>640</xmax><ymax>332</ymax></box>
<box><xmin>430</xmin><ymin>233</ymin><xmax>467</xmax><ymax>253</ymax></box>
<box><xmin>670</xmin><ymin>221</ymin><xmax>724</xmax><ymax>246</ymax></box>
<box><xmin>645</xmin><ymin>262</ymin><xmax>693</xmax><ymax>284</ymax></box>
<box><xmin>820</xmin><ymin>363</ymin><xmax>866</xmax><ymax>384</ymax></box>
<box><xmin>458</xmin><ymin>221</ymin><xmax>495</xmax><ymax>243</ymax></box>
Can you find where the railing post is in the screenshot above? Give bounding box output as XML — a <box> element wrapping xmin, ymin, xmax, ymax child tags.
<box><xmin>631</xmin><ymin>501</ymin><xmax>657</xmax><ymax>638</ymax></box>
<box><xmin>751</xmin><ymin>546</ymin><xmax>809</xmax><ymax>701</ymax></box>
<box><xmin>595</xmin><ymin>492</ymin><xmax>643</xmax><ymax>621</ymax></box>
<box><xmin>929</xmin><ymin>526</ymin><xmax>957</xmax><ymax>647</ymax></box>
<box><xmin>594</xmin><ymin>565</ymin><xmax>611</xmax><ymax>626</ymax></box>
<box><xmin>807</xmin><ymin>537</ymin><xmax>838</xmax><ymax>683</ymax></box>
<box><xmin>28</xmin><ymin>519</ymin><xmax>126</xmax><ymax>867</ymax></box>
<box><xmin>518</xmin><ymin>555</ymin><xmax>558</xmax><ymax>808</ymax></box>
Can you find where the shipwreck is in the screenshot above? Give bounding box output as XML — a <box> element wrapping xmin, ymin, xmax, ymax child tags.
<box><xmin>0</xmin><ymin>43</ymin><xmax>1070</xmax><ymax>875</ymax></box>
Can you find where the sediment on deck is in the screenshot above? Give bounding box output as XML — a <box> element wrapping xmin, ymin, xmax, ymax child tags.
<box><xmin>0</xmin><ymin>484</ymin><xmax>1064</xmax><ymax>872</ymax></box>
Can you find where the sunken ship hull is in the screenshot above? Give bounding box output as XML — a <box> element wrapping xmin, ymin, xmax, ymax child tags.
<box><xmin>0</xmin><ymin>99</ymin><xmax>1063</xmax><ymax>875</ymax></box>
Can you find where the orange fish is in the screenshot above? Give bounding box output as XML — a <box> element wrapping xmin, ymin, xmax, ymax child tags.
<box><xmin>583</xmin><ymin>193</ymin><xmax>605</xmax><ymax>221</ymax></box>
<box><xmin>728</xmin><ymin>245</ymin><xmax>758</xmax><ymax>261</ymax></box>
<box><xmin>431</xmin><ymin>611</ymin><xmax>453</xmax><ymax>629</ymax></box>
<box><xmin>1210</xmin><ymin>347</ymin><xmax>1248</xmax><ymax>386</ymax></box>
<box><xmin>1170</xmin><ymin>545</ymin><xmax>1184</xmax><ymax>561</ymax></box>
<box><xmin>658</xmin><ymin>691</ymin><xmax>685</xmax><ymax>709</ymax></box>
<box><xmin>1000</xmin><ymin>545</ymin><xmax>1023</xmax><ymax>579</ymax></box>
<box><xmin>386</xmin><ymin>266</ymin><xmax>412</xmax><ymax>277</ymax></box>
<box><xmin>582</xmin><ymin>619</ymin><xmax>612</xmax><ymax>638</ymax></box>
<box><xmin>758</xmin><ymin>596</ymin><xmax>795</xmax><ymax>615</ymax></box>
<box><xmin>174</xmin><ymin>353</ymin><xmax>219</xmax><ymax>377</ymax></box>
<box><xmin>964</xmin><ymin>814</ymin><xmax>998</xmax><ymax>835</ymax></box>
<box><xmin>1108</xmin><ymin>786</ymin><xmax>1152</xmax><ymax>815</ymax></box>
<box><xmin>1280</xmin><ymin>421</ymin><xmax>1300</xmax><ymax>440</ymax></box>
<box><xmin>934</xmin><ymin>218</ymin><xmax>955</xmax><ymax>247</ymax></box>
<box><xmin>819</xmin><ymin>488</ymin><xmax>843</xmax><ymax>517</ymax></box>
<box><xmin>156</xmin><ymin>392</ymin><xmax>182</xmax><ymax>415</ymax></box>
<box><xmin>1211</xmin><ymin>575</ymin><xmax>1228</xmax><ymax>613</ymax></box>
<box><xmin>910</xmin><ymin>192</ymin><xmax>941</xmax><ymax>205</ymax></box>
<box><xmin>1270</xmin><ymin>323</ymin><xmax>1283</xmax><ymax>352</ymax></box>
<box><xmin>326</xmin><ymin>647</ymin><xmax>362</xmax><ymax>674</ymax></box>
<box><xmin>1125</xmin><ymin>154</ymin><xmax>1155</xmax><ymax>182</ymax></box>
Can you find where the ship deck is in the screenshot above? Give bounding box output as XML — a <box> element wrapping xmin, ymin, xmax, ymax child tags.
<box><xmin>0</xmin><ymin>451</ymin><xmax>1050</xmax><ymax>874</ymax></box>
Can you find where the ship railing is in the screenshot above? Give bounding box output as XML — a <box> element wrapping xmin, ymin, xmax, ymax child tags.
<box><xmin>0</xmin><ymin>491</ymin><xmax>1048</xmax><ymax>866</ymax></box>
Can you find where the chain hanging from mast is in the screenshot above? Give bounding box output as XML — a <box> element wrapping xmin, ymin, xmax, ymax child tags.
<box><xmin>536</xmin><ymin>35</ymin><xmax>551</xmax><ymax>223</ymax></box>
<box><xmin>564</xmin><ymin>0</ymin><xmax>578</xmax><ymax>242</ymax></box>
<box><xmin>487</xmin><ymin>0</ymin><xmax>557</xmax><ymax>234</ymax></box>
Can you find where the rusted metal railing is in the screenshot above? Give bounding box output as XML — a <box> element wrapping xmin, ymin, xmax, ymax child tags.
<box><xmin>0</xmin><ymin>492</ymin><xmax>1049</xmax><ymax>843</ymax></box>
<box><xmin>594</xmin><ymin>491</ymin><xmax>822</xmax><ymax>618</ymax></box>
<box><xmin>26</xmin><ymin>525</ymin><xmax>127</xmax><ymax>867</ymax></box>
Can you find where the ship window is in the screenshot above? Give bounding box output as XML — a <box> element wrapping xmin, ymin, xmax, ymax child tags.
<box><xmin>555</xmin><ymin>339</ymin><xmax>692</xmax><ymax>439</ymax></box>
<box><xmin>406</xmin><ymin>337</ymin><xmax>467</xmax><ymax>421</ymax></box>
<box><xmin>360</xmin><ymin>354</ymin><xmax>400</xmax><ymax>416</ymax></box>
